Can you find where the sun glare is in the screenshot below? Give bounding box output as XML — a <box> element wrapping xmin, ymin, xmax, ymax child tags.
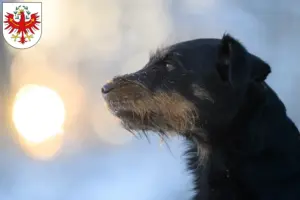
<box><xmin>12</xmin><ymin>84</ymin><xmax>66</xmax><ymax>143</ymax></box>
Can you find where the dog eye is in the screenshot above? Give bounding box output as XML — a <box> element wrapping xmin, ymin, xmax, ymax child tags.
<box><xmin>165</xmin><ymin>63</ymin><xmax>175</xmax><ymax>71</ymax></box>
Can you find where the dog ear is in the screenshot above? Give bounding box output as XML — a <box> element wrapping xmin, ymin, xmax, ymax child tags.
<box><xmin>216</xmin><ymin>34</ymin><xmax>248</xmax><ymax>87</ymax></box>
<box><xmin>249</xmin><ymin>54</ymin><xmax>271</xmax><ymax>82</ymax></box>
<box><xmin>216</xmin><ymin>34</ymin><xmax>270</xmax><ymax>87</ymax></box>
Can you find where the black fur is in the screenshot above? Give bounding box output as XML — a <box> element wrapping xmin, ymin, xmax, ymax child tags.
<box><xmin>102</xmin><ymin>34</ymin><xmax>300</xmax><ymax>200</ymax></box>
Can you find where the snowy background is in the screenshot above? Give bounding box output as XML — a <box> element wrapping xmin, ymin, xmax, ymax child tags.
<box><xmin>0</xmin><ymin>0</ymin><xmax>300</xmax><ymax>199</ymax></box>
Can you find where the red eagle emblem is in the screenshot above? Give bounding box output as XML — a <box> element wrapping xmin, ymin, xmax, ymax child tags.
<box><xmin>4</xmin><ymin>5</ymin><xmax>40</xmax><ymax>44</ymax></box>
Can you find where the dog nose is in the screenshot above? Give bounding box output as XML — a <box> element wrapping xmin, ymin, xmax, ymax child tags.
<box><xmin>102</xmin><ymin>81</ymin><xmax>115</xmax><ymax>94</ymax></box>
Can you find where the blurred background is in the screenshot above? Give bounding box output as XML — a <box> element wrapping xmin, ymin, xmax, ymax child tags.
<box><xmin>0</xmin><ymin>0</ymin><xmax>299</xmax><ymax>199</ymax></box>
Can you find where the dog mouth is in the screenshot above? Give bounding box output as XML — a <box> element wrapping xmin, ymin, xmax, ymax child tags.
<box><xmin>110</xmin><ymin>109</ymin><xmax>142</xmax><ymax>120</ymax></box>
<box><xmin>103</xmin><ymin>83</ymin><xmax>199</xmax><ymax>134</ymax></box>
<box><xmin>112</xmin><ymin>109</ymin><xmax>156</xmax><ymax>130</ymax></box>
<box><xmin>104</xmin><ymin>98</ymin><xmax>159</xmax><ymax>131</ymax></box>
<box><xmin>102</xmin><ymin>81</ymin><xmax>152</xmax><ymax>128</ymax></box>
<box><xmin>107</xmin><ymin>106</ymin><xmax>185</xmax><ymax>134</ymax></box>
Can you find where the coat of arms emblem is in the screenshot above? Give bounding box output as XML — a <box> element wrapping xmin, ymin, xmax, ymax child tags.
<box><xmin>2</xmin><ymin>2</ymin><xmax>42</xmax><ymax>49</ymax></box>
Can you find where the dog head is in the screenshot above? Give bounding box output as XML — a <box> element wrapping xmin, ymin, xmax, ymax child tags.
<box><xmin>102</xmin><ymin>34</ymin><xmax>271</xmax><ymax>139</ymax></box>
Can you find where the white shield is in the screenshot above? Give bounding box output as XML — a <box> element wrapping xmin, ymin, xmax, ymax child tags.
<box><xmin>2</xmin><ymin>2</ymin><xmax>42</xmax><ymax>49</ymax></box>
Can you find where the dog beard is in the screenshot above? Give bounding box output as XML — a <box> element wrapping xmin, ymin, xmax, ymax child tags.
<box><xmin>105</xmin><ymin>88</ymin><xmax>199</xmax><ymax>135</ymax></box>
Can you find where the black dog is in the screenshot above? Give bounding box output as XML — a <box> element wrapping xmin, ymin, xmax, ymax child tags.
<box><xmin>102</xmin><ymin>34</ymin><xmax>300</xmax><ymax>200</ymax></box>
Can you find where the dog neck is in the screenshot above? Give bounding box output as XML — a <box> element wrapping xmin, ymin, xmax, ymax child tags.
<box><xmin>214</xmin><ymin>82</ymin><xmax>269</xmax><ymax>152</ymax></box>
<box><xmin>186</xmin><ymin>82</ymin><xmax>300</xmax><ymax>199</ymax></box>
